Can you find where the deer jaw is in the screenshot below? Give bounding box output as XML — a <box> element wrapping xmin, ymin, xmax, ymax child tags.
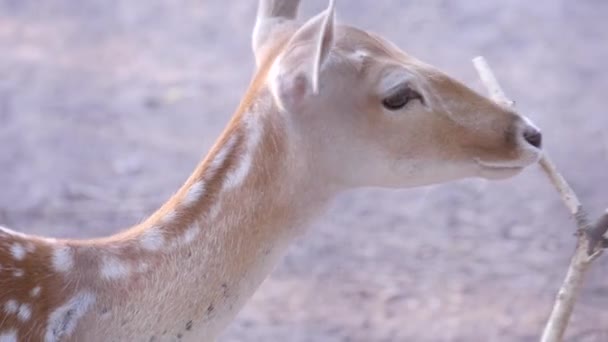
<box><xmin>264</xmin><ymin>10</ymin><xmax>542</xmax><ymax>190</ymax></box>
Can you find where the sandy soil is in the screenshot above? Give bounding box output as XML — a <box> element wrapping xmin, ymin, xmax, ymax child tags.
<box><xmin>1</xmin><ymin>0</ymin><xmax>607</xmax><ymax>341</ymax></box>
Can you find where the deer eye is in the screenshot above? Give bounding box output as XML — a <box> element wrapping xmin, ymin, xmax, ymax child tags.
<box><xmin>381</xmin><ymin>86</ymin><xmax>423</xmax><ymax>111</ymax></box>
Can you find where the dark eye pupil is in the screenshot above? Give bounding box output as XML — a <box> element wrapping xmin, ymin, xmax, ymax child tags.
<box><xmin>382</xmin><ymin>93</ymin><xmax>409</xmax><ymax>110</ymax></box>
<box><xmin>382</xmin><ymin>87</ymin><xmax>422</xmax><ymax>111</ymax></box>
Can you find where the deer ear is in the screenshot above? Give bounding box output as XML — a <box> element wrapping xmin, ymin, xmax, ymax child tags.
<box><xmin>270</xmin><ymin>0</ymin><xmax>336</xmax><ymax>112</ymax></box>
<box><xmin>252</xmin><ymin>0</ymin><xmax>302</xmax><ymax>65</ymax></box>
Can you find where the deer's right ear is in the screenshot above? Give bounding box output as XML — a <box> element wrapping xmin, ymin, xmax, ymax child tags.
<box><xmin>269</xmin><ymin>0</ymin><xmax>336</xmax><ymax>113</ymax></box>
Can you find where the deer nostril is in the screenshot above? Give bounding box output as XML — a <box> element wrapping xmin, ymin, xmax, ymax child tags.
<box><xmin>523</xmin><ymin>127</ymin><xmax>542</xmax><ymax>148</ymax></box>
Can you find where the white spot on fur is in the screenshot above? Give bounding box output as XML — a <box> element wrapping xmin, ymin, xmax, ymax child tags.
<box><xmin>4</xmin><ymin>300</ymin><xmax>32</xmax><ymax>321</ymax></box>
<box><xmin>0</xmin><ymin>330</ymin><xmax>17</xmax><ymax>342</ymax></box>
<box><xmin>30</xmin><ymin>286</ymin><xmax>42</xmax><ymax>298</ymax></box>
<box><xmin>12</xmin><ymin>269</ymin><xmax>24</xmax><ymax>277</ymax></box>
<box><xmin>224</xmin><ymin>115</ymin><xmax>262</xmax><ymax>189</ymax></box>
<box><xmin>17</xmin><ymin>303</ymin><xmax>31</xmax><ymax>321</ymax></box>
<box><xmin>100</xmin><ymin>256</ymin><xmax>131</xmax><ymax>280</ymax></box>
<box><xmin>170</xmin><ymin>223</ymin><xmax>200</xmax><ymax>248</ymax></box>
<box><xmin>52</xmin><ymin>246</ymin><xmax>74</xmax><ymax>273</ymax></box>
<box><xmin>183</xmin><ymin>181</ymin><xmax>205</xmax><ymax>206</ymax></box>
<box><xmin>10</xmin><ymin>243</ymin><xmax>27</xmax><ymax>261</ymax></box>
<box><xmin>209</xmin><ymin>135</ymin><xmax>238</xmax><ymax>174</ymax></box>
<box><xmin>139</xmin><ymin>227</ymin><xmax>165</xmax><ymax>252</ymax></box>
<box><xmin>45</xmin><ymin>291</ymin><xmax>96</xmax><ymax>342</ymax></box>
<box><xmin>4</xmin><ymin>300</ymin><xmax>18</xmax><ymax>314</ymax></box>
<box><xmin>181</xmin><ymin>225</ymin><xmax>199</xmax><ymax>245</ymax></box>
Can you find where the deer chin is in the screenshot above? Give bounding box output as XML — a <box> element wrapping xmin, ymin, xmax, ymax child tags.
<box><xmin>474</xmin><ymin>158</ymin><xmax>527</xmax><ymax>180</ymax></box>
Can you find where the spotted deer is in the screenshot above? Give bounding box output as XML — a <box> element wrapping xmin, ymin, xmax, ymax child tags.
<box><xmin>0</xmin><ymin>0</ymin><xmax>543</xmax><ymax>341</ymax></box>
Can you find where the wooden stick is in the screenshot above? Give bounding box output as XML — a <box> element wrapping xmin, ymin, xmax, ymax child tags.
<box><xmin>472</xmin><ymin>56</ymin><xmax>608</xmax><ymax>342</ymax></box>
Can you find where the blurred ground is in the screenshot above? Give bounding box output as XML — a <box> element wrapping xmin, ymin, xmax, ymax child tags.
<box><xmin>1</xmin><ymin>0</ymin><xmax>607</xmax><ymax>341</ymax></box>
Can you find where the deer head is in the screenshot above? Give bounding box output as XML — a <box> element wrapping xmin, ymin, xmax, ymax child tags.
<box><xmin>253</xmin><ymin>0</ymin><xmax>542</xmax><ymax>190</ymax></box>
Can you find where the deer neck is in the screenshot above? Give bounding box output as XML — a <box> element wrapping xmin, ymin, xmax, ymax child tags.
<box><xmin>75</xmin><ymin>88</ymin><xmax>335</xmax><ymax>340</ymax></box>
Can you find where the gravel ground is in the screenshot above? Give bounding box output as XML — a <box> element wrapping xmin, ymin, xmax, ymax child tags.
<box><xmin>1</xmin><ymin>1</ymin><xmax>607</xmax><ymax>341</ymax></box>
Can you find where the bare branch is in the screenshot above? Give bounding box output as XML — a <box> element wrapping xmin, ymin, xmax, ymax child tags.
<box><xmin>537</xmin><ymin>157</ymin><xmax>583</xmax><ymax>218</ymax></box>
<box><xmin>472</xmin><ymin>56</ymin><xmax>607</xmax><ymax>342</ymax></box>
<box><xmin>472</xmin><ymin>57</ymin><xmax>515</xmax><ymax>107</ymax></box>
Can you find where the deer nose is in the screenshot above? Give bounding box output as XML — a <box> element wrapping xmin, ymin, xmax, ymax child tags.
<box><xmin>523</xmin><ymin>126</ymin><xmax>542</xmax><ymax>148</ymax></box>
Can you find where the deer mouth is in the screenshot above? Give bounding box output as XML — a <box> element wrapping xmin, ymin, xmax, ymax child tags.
<box><xmin>474</xmin><ymin>158</ymin><xmax>526</xmax><ymax>180</ymax></box>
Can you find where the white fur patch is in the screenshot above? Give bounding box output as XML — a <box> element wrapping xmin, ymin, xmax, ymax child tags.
<box><xmin>10</xmin><ymin>243</ymin><xmax>27</xmax><ymax>261</ymax></box>
<box><xmin>30</xmin><ymin>286</ymin><xmax>42</xmax><ymax>298</ymax></box>
<box><xmin>139</xmin><ymin>227</ymin><xmax>165</xmax><ymax>252</ymax></box>
<box><xmin>170</xmin><ymin>223</ymin><xmax>200</xmax><ymax>248</ymax></box>
<box><xmin>4</xmin><ymin>300</ymin><xmax>32</xmax><ymax>322</ymax></box>
<box><xmin>51</xmin><ymin>246</ymin><xmax>74</xmax><ymax>273</ymax></box>
<box><xmin>0</xmin><ymin>330</ymin><xmax>17</xmax><ymax>342</ymax></box>
<box><xmin>17</xmin><ymin>303</ymin><xmax>31</xmax><ymax>321</ymax></box>
<box><xmin>4</xmin><ymin>300</ymin><xmax>18</xmax><ymax>314</ymax></box>
<box><xmin>180</xmin><ymin>225</ymin><xmax>200</xmax><ymax>245</ymax></box>
<box><xmin>45</xmin><ymin>291</ymin><xmax>96</xmax><ymax>342</ymax></box>
<box><xmin>100</xmin><ymin>256</ymin><xmax>131</xmax><ymax>281</ymax></box>
<box><xmin>12</xmin><ymin>269</ymin><xmax>24</xmax><ymax>277</ymax></box>
<box><xmin>224</xmin><ymin>115</ymin><xmax>262</xmax><ymax>189</ymax></box>
<box><xmin>209</xmin><ymin>135</ymin><xmax>238</xmax><ymax>174</ymax></box>
<box><xmin>183</xmin><ymin>181</ymin><xmax>205</xmax><ymax>206</ymax></box>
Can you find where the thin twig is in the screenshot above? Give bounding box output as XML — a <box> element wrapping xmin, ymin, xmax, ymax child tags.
<box><xmin>472</xmin><ymin>56</ymin><xmax>607</xmax><ymax>342</ymax></box>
